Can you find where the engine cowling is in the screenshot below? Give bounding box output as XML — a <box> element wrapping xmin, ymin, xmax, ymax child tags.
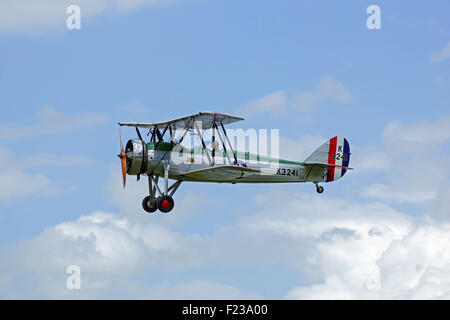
<box><xmin>125</xmin><ymin>139</ymin><xmax>147</xmax><ymax>175</ymax></box>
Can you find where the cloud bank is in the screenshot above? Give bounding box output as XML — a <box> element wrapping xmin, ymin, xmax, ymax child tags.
<box><xmin>1</xmin><ymin>115</ymin><xmax>449</xmax><ymax>299</ymax></box>
<box><xmin>0</xmin><ymin>106</ymin><xmax>107</xmax><ymax>141</ymax></box>
<box><xmin>235</xmin><ymin>77</ymin><xmax>354</xmax><ymax>116</ymax></box>
<box><xmin>0</xmin><ymin>0</ymin><xmax>178</xmax><ymax>34</ymax></box>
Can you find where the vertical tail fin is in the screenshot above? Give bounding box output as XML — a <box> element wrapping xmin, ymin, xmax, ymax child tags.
<box><xmin>304</xmin><ymin>136</ymin><xmax>351</xmax><ymax>182</ymax></box>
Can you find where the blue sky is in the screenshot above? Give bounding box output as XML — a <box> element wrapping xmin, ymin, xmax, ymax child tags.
<box><xmin>0</xmin><ymin>0</ymin><xmax>450</xmax><ymax>299</ymax></box>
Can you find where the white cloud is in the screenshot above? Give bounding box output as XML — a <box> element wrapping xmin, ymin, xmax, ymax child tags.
<box><xmin>241</xmin><ymin>191</ymin><xmax>411</xmax><ymax>240</ymax></box>
<box><xmin>235</xmin><ymin>77</ymin><xmax>353</xmax><ymax>116</ymax></box>
<box><xmin>0</xmin><ymin>165</ymin><xmax>242</xmax><ymax>298</ymax></box>
<box><xmin>0</xmin><ymin>209</ymin><xmax>261</xmax><ymax>298</ymax></box>
<box><xmin>22</xmin><ymin>154</ymin><xmax>95</xmax><ymax>168</ymax></box>
<box><xmin>286</xmin><ymin>275</ymin><xmax>356</xmax><ymax>299</ymax></box>
<box><xmin>146</xmin><ymin>281</ymin><xmax>262</xmax><ymax>299</ymax></box>
<box><xmin>431</xmin><ymin>42</ymin><xmax>450</xmax><ymax>63</ymax></box>
<box><xmin>0</xmin><ymin>169</ymin><xmax>57</xmax><ymax>201</ymax></box>
<box><xmin>430</xmin><ymin>184</ymin><xmax>450</xmax><ymax>223</ymax></box>
<box><xmin>291</xmin><ymin>77</ymin><xmax>353</xmax><ymax>112</ymax></box>
<box><xmin>0</xmin><ymin>145</ymin><xmax>94</xmax><ymax>201</ymax></box>
<box><xmin>0</xmin><ymin>145</ymin><xmax>95</xmax><ymax>168</ymax></box>
<box><xmin>0</xmin><ymin>106</ymin><xmax>107</xmax><ymax>141</ymax></box>
<box><xmin>0</xmin><ymin>210</ymin><xmax>172</xmax><ymax>298</ymax></box>
<box><xmin>238</xmin><ymin>190</ymin><xmax>450</xmax><ymax>300</ymax></box>
<box><xmin>361</xmin><ymin>116</ymin><xmax>450</xmax><ymax>204</ymax></box>
<box><xmin>235</xmin><ymin>91</ymin><xmax>287</xmax><ymax>116</ymax></box>
<box><xmin>0</xmin><ymin>146</ymin><xmax>55</xmax><ymax>200</ymax></box>
<box><xmin>350</xmin><ymin>146</ymin><xmax>389</xmax><ymax>173</ymax></box>
<box><xmin>382</xmin><ymin>116</ymin><xmax>450</xmax><ymax>152</ymax></box>
<box><xmin>377</xmin><ymin>223</ymin><xmax>450</xmax><ymax>299</ymax></box>
<box><xmin>360</xmin><ymin>157</ymin><xmax>449</xmax><ymax>204</ymax></box>
<box><xmin>1</xmin><ymin>116</ymin><xmax>450</xmax><ymax>299</ymax></box>
<box><xmin>361</xmin><ymin>183</ymin><xmax>436</xmax><ymax>204</ymax></box>
<box><xmin>2</xmin><ymin>178</ymin><xmax>450</xmax><ymax>299</ymax></box>
<box><xmin>0</xmin><ymin>0</ymin><xmax>178</xmax><ymax>34</ymax></box>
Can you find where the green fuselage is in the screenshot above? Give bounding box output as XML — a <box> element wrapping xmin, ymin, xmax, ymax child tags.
<box><xmin>140</xmin><ymin>142</ymin><xmax>324</xmax><ymax>184</ymax></box>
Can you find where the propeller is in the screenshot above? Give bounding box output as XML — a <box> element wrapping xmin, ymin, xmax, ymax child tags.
<box><xmin>117</xmin><ymin>127</ymin><xmax>127</xmax><ymax>188</ymax></box>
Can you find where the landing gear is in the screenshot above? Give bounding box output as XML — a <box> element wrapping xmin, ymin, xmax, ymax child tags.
<box><xmin>157</xmin><ymin>195</ymin><xmax>175</xmax><ymax>213</ymax></box>
<box><xmin>314</xmin><ymin>183</ymin><xmax>324</xmax><ymax>194</ymax></box>
<box><xmin>142</xmin><ymin>162</ymin><xmax>182</xmax><ymax>214</ymax></box>
<box><xmin>142</xmin><ymin>196</ymin><xmax>157</xmax><ymax>213</ymax></box>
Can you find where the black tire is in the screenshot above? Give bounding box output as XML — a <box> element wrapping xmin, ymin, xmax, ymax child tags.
<box><xmin>157</xmin><ymin>195</ymin><xmax>175</xmax><ymax>213</ymax></box>
<box><xmin>316</xmin><ymin>186</ymin><xmax>324</xmax><ymax>194</ymax></box>
<box><xmin>142</xmin><ymin>196</ymin><xmax>158</xmax><ymax>213</ymax></box>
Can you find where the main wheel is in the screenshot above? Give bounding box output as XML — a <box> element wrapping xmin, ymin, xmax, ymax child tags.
<box><xmin>316</xmin><ymin>186</ymin><xmax>324</xmax><ymax>194</ymax></box>
<box><xmin>157</xmin><ymin>195</ymin><xmax>175</xmax><ymax>213</ymax></box>
<box><xmin>142</xmin><ymin>196</ymin><xmax>158</xmax><ymax>213</ymax></box>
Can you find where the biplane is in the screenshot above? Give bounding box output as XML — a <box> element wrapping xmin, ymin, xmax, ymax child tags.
<box><xmin>118</xmin><ymin>112</ymin><xmax>352</xmax><ymax>213</ymax></box>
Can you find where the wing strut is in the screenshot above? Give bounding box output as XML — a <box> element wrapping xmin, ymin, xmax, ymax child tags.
<box><xmin>155</xmin><ymin>127</ymin><xmax>163</xmax><ymax>142</ymax></box>
<box><xmin>211</xmin><ymin>118</ymin><xmax>216</xmax><ymax>165</ymax></box>
<box><xmin>169</xmin><ymin>125</ymin><xmax>174</xmax><ymax>143</ymax></box>
<box><xmin>178</xmin><ymin>120</ymin><xmax>191</xmax><ymax>144</ymax></box>
<box><xmin>155</xmin><ymin>123</ymin><xmax>170</xmax><ymax>149</ymax></box>
<box><xmin>159</xmin><ymin>121</ymin><xmax>191</xmax><ymax>165</ymax></box>
<box><xmin>214</xmin><ymin>123</ymin><xmax>232</xmax><ymax>165</ymax></box>
<box><xmin>193</xmin><ymin>120</ymin><xmax>213</xmax><ymax>166</ymax></box>
<box><xmin>150</xmin><ymin>126</ymin><xmax>156</xmax><ymax>142</ymax></box>
<box><xmin>135</xmin><ymin>127</ymin><xmax>143</xmax><ymax>140</ymax></box>
<box><xmin>220</xmin><ymin>122</ymin><xmax>238</xmax><ymax>164</ymax></box>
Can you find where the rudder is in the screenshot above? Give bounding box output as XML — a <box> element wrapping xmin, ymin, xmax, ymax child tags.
<box><xmin>304</xmin><ymin>136</ymin><xmax>351</xmax><ymax>182</ymax></box>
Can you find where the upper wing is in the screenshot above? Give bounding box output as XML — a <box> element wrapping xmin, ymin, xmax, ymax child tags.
<box><xmin>118</xmin><ymin>112</ymin><xmax>244</xmax><ymax>130</ymax></box>
<box><xmin>181</xmin><ymin>165</ymin><xmax>259</xmax><ymax>181</ymax></box>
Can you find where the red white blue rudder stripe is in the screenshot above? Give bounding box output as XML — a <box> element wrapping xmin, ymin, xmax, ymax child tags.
<box><xmin>325</xmin><ymin>136</ymin><xmax>351</xmax><ymax>182</ymax></box>
<box><xmin>304</xmin><ymin>136</ymin><xmax>351</xmax><ymax>183</ymax></box>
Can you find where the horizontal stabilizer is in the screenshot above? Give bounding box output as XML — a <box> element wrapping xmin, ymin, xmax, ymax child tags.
<box><xmin>305</xmin><ymin>162</ymin><xmax>353</xmax><ymax>170</ymax></box>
